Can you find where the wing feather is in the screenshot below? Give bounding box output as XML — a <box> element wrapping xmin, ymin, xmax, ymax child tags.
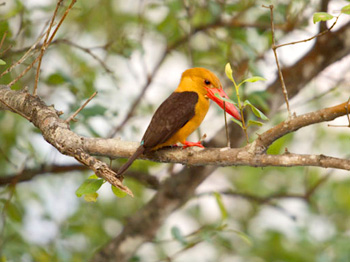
<box><xmin>142</xmin><ymin>91</ymin><xmax>198</xmax><ymax>149</ymax></box>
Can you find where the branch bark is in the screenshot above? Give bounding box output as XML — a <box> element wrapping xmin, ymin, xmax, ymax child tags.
<box><xmin>2</xmin><ymin>83</ymin><xmax>348</xmax><ymax>184</ymax></box>
<box><xmin>0</xmin><ymin>164</ymin><xmax>160</xmax><ymax>189</ymax></box>
<box><xmin>0</xmin><ymin>85</ymin><xmax>133</xmax><ymax>196</ymax></box>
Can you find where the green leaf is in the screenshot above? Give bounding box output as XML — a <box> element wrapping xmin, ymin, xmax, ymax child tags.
<box><xmin>238</xmin><ymin>76</ymin><xmax>266</xmax><ymax>87</ymax></box>
<box><xmin>111</xmin><ymin>185</ymin><xmax>127</xmax><ymax>198</ymax></box>
<box><xmin>214</xmin><ymin>192</ymin><xmax>228</xmax><ymax>221</ymax></box>
<box><xmin>129</xmin><ymin>256</ymin><xmax>141</xmax><ymax>262</ymax></box>
<box><xmin>341</xmin><ymin>4</ymin><xmax>350</xmax><ymax>15</ymax></box>
<box><xmin>0</xmin><ymin>199</ymin><xmax>23</xmax><ymax>223</ymax></box>
<box><xmin>247</xmin><ymin>120</ymin><xmax>264</xmax><ymax>127</ymax></box>
<box><xmin>313</xmin><ymin>12</ymin><xmax>334</xmax><ymax>24</ymax></box>
<box><xmin>171</xmin><ymin>226</ymin><xmax>188</xmax><ymax>245</ymax></box>
<box><xmin>266</xmin><ymin>133</ymin><xmax>293</xmax><ymax>155</ymax></box>
<box><xmin>7</xmin><ymin>202</ymin><xmax>22</xmax><ymax>222</ymax></box>
<box><xmin>0</xmin><ymin>59</ymin><xmax>6</xmax><ymax>65</ymax></box>
<box><xmin>225</xmin><ymin>63</ymin><xmax>234</xmax><ymax>83</ymax></box>
<box><xmin>88</xmin><ymin>174</ymin><xmax>99</xmax><ymax>179</ymax></box>
<box><xmin>84</xmin><ymin>192</ymin><xmax>99</xmax><ymax>202</ymax></box>
<box><xmin>46</xmin><ymin>72</ymin><xmax>69</xmax><ymax>85</ymax></box>
<box><xmin>232</xmin><ymin>118</ymin><xmax>243</xmax><ymax>128</ymax></box>
<box><xmin>214</xmin><ymin>93</ymin><xmax>237</xmax><ymax>105</ymax></box>
<box><xmin>75</xmin><ymin>179</ymin><xmax>104</xmax><ymax>197</ymax></box>
<box><xmin>243</xmin><ymin>100</ymin><xmax>269</xmax><ymax>121</ymax></box>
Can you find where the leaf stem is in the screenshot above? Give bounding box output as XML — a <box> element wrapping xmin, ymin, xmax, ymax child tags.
<box><xmin>232</xmin><ymin>77</ymin><xmax>249</xmax><ymax>143</ymax></box>
<box><xmin>223</xmin><ymin>101</ymin><xmax>230</xmax><ymax>147</ymax></box>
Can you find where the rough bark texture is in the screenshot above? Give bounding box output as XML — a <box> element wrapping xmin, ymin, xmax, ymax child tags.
<box><xmin>0</xmin><ymin>85</ymin><xmax>132</xmax><ymax>196</ymax></box>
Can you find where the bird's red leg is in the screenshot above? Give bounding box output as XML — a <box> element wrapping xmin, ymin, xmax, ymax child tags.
<box><xmin>182</xmin><ymin>141</ymin><xmax>205</xmax><ymax>149</ymax></box>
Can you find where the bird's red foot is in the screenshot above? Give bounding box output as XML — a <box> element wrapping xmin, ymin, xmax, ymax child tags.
<box><xmin>182</xmin><ymin>141</ymin><xmax>205</xmax><ymax>149</ymax></box>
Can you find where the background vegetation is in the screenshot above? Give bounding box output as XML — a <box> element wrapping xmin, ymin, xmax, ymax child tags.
<box><xmin>0</xmin><ymin>0</ymin><xmax>350</xmax><ymax>261</ymax></box>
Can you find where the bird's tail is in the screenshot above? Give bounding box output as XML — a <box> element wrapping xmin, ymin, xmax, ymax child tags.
<box><xmin>117</xmin><ymin>146</ymin><xmax>145</xmax><ymax>176</ymax></box>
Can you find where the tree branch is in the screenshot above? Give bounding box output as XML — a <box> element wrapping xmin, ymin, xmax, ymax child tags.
<box><xmin>253</xmin><ymin>101</ymin><xmax>350</xmax><ymax>152</ymax></box>
<box><xmin>0</xmin><ymin>85</ymin><xmax>132</xmax><ymax>196</ymax></box>
<box><xmin>82</xmin><ymin>100</ymin><xmax>350</xmax><ymax>172</ymax></box>
<box><xmin>1</xmin><ymin>84</ymin><xmax>349</xmax><ymax>190</ymax></box>
<box><xmin>0</xmin><ymin>164</ymin><xmax>160</xmax><ymax>189</ymax></box>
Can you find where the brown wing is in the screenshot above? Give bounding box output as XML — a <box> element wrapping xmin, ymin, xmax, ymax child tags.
<box><xmin>142</xmin><ymin>91</ymin><xmax>198</xmax><ymax>150</ymax></box>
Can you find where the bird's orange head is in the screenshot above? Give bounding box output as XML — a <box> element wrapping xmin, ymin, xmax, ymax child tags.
<box><xmin>176</xmin><ymin>67</ymin><xmax>241</xmax><ymax>120</ymax></box>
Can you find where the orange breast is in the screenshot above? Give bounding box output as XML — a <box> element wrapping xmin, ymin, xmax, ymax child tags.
<box><xmin>153</xmin><ymin>93</ymin><xmax>209</xmax><ymax>150</ymax></box>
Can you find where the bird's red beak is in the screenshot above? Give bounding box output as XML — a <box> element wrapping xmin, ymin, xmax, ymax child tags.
<box><xmin>205</xmin><ymin>87</ymin><xmax>241</xmax><ymax>120</ymax></box>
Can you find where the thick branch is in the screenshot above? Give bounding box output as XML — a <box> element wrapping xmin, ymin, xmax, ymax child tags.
<box><xmin>82</xmin><ymin>138</ymin><xmax>350</xmax><ymax>171</ymax></box>
<box><xmin>0</xmin><ymin>85</ymin><xmax>132</xmax><ymax>196</ymax></box>
<box><xmin>1</xmin><ymin>83</ymin><xmax>348</xmax><ymax>180</ymax></box>
<box><xmin>0</xmin><ymin>164</ymin><xmax>87</xmax><ymax>185</ymax></box>
<box><xmin>253</xmin><ymin>101</ymin><xmax>350</xmax><ymax>152</ymax></box>
<box><xmin>81</xmin><ymin>100</ymin><xmax>350</xmax><ymax>171</ymax></box>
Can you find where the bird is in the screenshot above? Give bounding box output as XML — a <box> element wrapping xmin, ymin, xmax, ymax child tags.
<box><xmin>117</xmin><ymin>67</ymin><xmax>241</xmax><ymax>176</ymax></box>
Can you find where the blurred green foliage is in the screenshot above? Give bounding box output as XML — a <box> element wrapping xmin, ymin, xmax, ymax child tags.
<box><xmin>0</xmin><ymin>0</ymin><xmax>350</xmax><ymax>261</ymax></box>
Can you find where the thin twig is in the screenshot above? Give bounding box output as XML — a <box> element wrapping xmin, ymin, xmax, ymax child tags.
<box><xmin>263</xmin><ymin>4</ymin><xmax>341</xmax><ymax>117</ymax></box>
<box><xmin>8</xmin><ymin>56</ymin><xmax>41</xmax><ymax>87</ymax></box>
<box><xmin>0</xmin><ymin>32</ymin><xmax>7</xmax><ymax>50</ymax></box>
<box><xmin>0</xmin><ymin>29</ymin><xmax>48</xmax><ymax>79</ymax></box>
<box><xmin>34</xmin><ymin>0</ymin><xmax>64</xmax><ymax>95</ymax></box>
<box><xmin>6</xmin><ymin>0</ymin><xmax>76</xmax><ymax>88</ymax></box>
<box><xmin>59</xmin><ymin>39</ymin><xmax>116</xmax><ymax>77</ymax></box>
<box><xmin>47</xmin><ymin>0</ymin><xmax>77</xmax><ymax>45</ymax></box>
<box><xmin>65</xmin><ymin>91</ymin><xmax>98</xmax><ymax>123</ymax></box>
<box><xmin>0</xmin><ymin>44</ymin><xmax>12</xmax><ymax>57</ymax></box>
<box><xmin>275</xmin><ymin>15</ymin><xmax>340</xmax><ymax>49</ymax></box>
<box><xmin>264</xmin><ymin>4</ymin><xmax>291</xmax><ymax>117</ymax></box>
<box><xmin>0</xmin><ymin>32</ymin><xmax>12</xmax><ymax>57</ymax></box>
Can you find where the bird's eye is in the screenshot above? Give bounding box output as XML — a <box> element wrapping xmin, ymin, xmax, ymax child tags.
<box><xmin>204</xmin><ymin>80</ymin><xmax>211</xmax><ymax>85</ymax></box>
